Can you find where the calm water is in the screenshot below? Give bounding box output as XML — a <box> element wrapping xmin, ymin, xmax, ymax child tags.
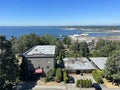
<box><xmin>0</xmin><ymin>26</ymin><xmax>111</xmax><ymax>38</ymax></box>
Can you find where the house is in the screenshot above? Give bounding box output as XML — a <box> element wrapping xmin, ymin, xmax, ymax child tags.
<box><xmin>63</xmin><ymin>58</ymin><xmax>96</xmax><ymax>74</ymax></box>
<box><xmin>89</xmin><ymin>57</ymin><xmax>107</xmax><ymax>69</ymax></box>
<box><xmin>23</xmin><ymin>45</ymin><xmax>56</xmax><ymax>74</ymax></box>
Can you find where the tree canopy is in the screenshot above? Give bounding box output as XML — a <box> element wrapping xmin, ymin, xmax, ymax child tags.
<box><xmin>69</xmin><ymin>41</ymin><xmax>89</xmax><ymax>57</ymax></box>
<box><xmin>104</xmin><ymin>51</ymin><xmax>120</xmax><ymax>84</ymax></box>
<box><xmin>10</xmin><ymin>33</ymin><xmax>58</xmax><ymax>54</ymax></box>
<box><xmin>92</xmin><ymin>38</ymin><xmax>120</xmax><ymax>57</ymax></box>
<box><xmin>0</xmin><ymin>35</ymin><xmax>19</xmax><ymax>89</ymax></box>
<box><xmin>63</xmin><ymin>36</ymin><xmax>71</xmax><ymax>48</ymax></box>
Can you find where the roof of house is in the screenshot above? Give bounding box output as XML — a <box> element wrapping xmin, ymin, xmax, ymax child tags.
<box><xmin>90</xmin><ymin>57</ymin><xmax>107</xmax><ymax>69</ymax></box>
<box><xmin>23</xmin><ymin>45</ymin><xmax>56</xmax><ymax>57</ymax></box>
<box><xmin>63</xmin><ymin>58</ymin><xmax>96</xmax><ymax>70</ymax></box>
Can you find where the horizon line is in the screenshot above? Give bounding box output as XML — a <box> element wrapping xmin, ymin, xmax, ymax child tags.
<box><xmin>0</xmin><ymin>25</ymin><xmax>120</xmax><ymax>27</ymax></box>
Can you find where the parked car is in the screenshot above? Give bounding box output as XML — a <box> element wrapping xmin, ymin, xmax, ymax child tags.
<box><xmin>92</xmin><ymin>83</ymin><xmax>102</xmax><ymax>90</ymax></box>
<box><xmin>68</xmin><ymin>76</ymin><xmax>75</xmax><ymax>83</ymax></box>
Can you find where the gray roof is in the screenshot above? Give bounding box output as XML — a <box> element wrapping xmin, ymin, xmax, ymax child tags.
<box><xmin>63</xmin><ymin>58</ymin><xmax>95</xmax><ymax>70</ymax></box>
<box><xmin>90</xmin><ymin>57</ymin><xmax>107</xmax><ymax>69</ymax></box>
<box><xmin>24</xmin><ymin>45</ymin><xmax>56</xmax><ymax>57</ymax></box>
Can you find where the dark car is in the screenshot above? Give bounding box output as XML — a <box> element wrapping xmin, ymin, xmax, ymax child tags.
<box><xmin>92</xmin><ymin>83</ymin><xmax>102</xmax><ymax>90</ymax></box>
<box><xmin>69</xmin><ymin>76</ymin><xmax>75</xmax><ymax>83</ymax></box>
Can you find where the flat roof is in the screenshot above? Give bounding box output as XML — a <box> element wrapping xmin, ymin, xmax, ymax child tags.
<box><xmin>24</xmin><ymin>45</ymin><xmax>56</xmax><ymax>56</ymax></box>
<box><xmin>63</xmin><ymin>58</ymin><xmax>96</xmax><ymax>70</ymax></box>
<box><xmin>90</xmin><ymin>57</ymin><xmax>107</xmax><ymax>69</ymax></box>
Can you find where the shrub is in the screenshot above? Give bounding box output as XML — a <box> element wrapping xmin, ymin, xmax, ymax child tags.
<box><xmin>79</xmin><ymin>79</ymin><xmax>82</xmax><ymax>87</ymax></box>
<box><xmin>80</xmin><ymin>79</ymin><xmax>83</xmax><ymax>87</ymax></box>
<box><xmin>82</xmin><ymin>80</ymin><xmax>85</xmax><ymax>87</ymax></box>
<box><xmin>76</xmin><ymin>79</ymin><xmax>92</xmax><ymax>88</ymax></box>
<box><xmin>45</xmin><ymin>68</ymin><xmax>55</xmax><ymax>82</ymax></box>
<box><xmin>55</xmin><ymin>68</ymin><xmax>62</xmax><ymax>82</ymax></box>
<box><xmin>86</xmin><ymin>79</ymin><xmax>89</xmax><ymax>88</ymax></box>
<box><xmin>63</xmin><ymin>71</ymin><xmax>68</xmax><ymax>83</ymax></box>
<box><xmin>92</xmin><ymin>70</ymin><xmax>103</xmax><ymax>84</ymax></box>
<box><xmin>89</xmin><ymin>79</ymin><xmax>92</xmax><ymax>87</ymax></box>
<box><xmin>76</xmin><ymin>79</ymin><xmax>80</xmax><ymax>87</ymax></box>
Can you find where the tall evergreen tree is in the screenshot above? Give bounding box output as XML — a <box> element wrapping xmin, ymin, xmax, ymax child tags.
<box><xmin>0</xmin><ymin>35</ymin><xmax>19</xmax><ymax>89</ymax></box>
<box><xmin>79</xmin><ymin>41</ymin><xmax>90</xmax><ymax>57</ymax></box>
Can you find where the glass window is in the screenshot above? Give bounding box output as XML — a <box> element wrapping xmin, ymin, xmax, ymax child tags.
<box><xmin>46</xmin><ymin>66</ymin><xmax>49</xmax><ymax>68</ymax></box>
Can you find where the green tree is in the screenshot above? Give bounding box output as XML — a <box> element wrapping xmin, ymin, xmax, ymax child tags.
<box><xmin>11</xmin><ymin>33</ymin><xmax>47</xmax><ymax>54</ymax></box>
<box><xmin>95</xmin><ymin>38</ymin><xmax>105</xmax><ymax>50</ymax></box>
<box><xmin>55</xmin><ymin>68</ymin><xmax>62</xmax><ymax>82</ymax></box>
<box><xmin>94</xmin><ymin>38</ymin><xmax>120</xmax><ymax>57</ymax></box>
<box><xmin>11</xmin><ymin>33</ymin><xmax>58</xmax><ymax>54</ymax></box>
<box><xmin>92</xmin><ymin>70</ymin><xmax>103</xmax><ymax>84</ymax></box>
<box><xmin>79</xmin><ymin>42</ymin><xmax>90</xmax><ymax>57</ymax></box>
<box><xmin>63</xmin><ymin>36</ymin><xmax>71</xmax><ymax>48</ymax></box>
<box><xmin>43</xmin><ymin>34</ymin><xmax>57</xmax><ymax>45</ymax></box>
<box><xmin>0</xmin><ymin>35</ymin><xmax>19</xmax><ymax>89</ymax></box>
<box><xmin>76</xmin><ymin>79</ymin><xmax>80</xmax><ymax>87</ymax></box>
<box><xmin>91</xmin><ymin>50</ymin><xmax>101</xmax><ymax>57</ymax></box>
<box><xmin>70</xmin><ymin>41</ymin><xmax>89</xmax><ymax>57</ymax></box>
<box><xmin>56</xmin><ymin>40</ymin><xmax>65</xmax><ymax>57</ymax></box>
<box><xmin>63</xmin><ymin>71</ymin><xmax>68</xmax><ymax>83</ymax></box>
<box><xmin>70</xmin><ymin>39</ymin><xmax>79</xmax><ymax>53</ymax></box>
<box><xmin>56</xmin><ymin>53</ymin><xmax>63</xmax><ymax>67</ymax></box>
<box><xmin>45</xmin><ymin>68</ymin><xmax>55</xmax><ymax>82</ymax></box>
<box><xmin>19</xmin><ymin>59</ymin><xmax>29</xmax><ymax>81</ymax></box>
<box><xmin>104</xmin><ymin>51</ymin><xmax>120</xmax><ymax>84</ymax></box>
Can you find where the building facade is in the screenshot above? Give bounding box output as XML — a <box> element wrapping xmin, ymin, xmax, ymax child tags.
<box><xmin>23</xmin><ymin>45</ymin><xmax>56</xmax><ymax>74</ymax></box>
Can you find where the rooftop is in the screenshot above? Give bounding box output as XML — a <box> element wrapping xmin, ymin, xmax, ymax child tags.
<box><xmin>63</xmin><ymin>58</ymin><xmax>96</xmax><ymax>70</ymax></box>
<box><xmin>90</xmin><ymin>57</ymin><xmax>107</xmax><ymax>69</ymax></box>
<box><xmin>24</xmin><ymin>45</ymin><xmax>56</xmax><ymax>56</ymax></box>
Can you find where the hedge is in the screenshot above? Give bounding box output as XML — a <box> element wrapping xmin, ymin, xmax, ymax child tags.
<box><xmin>92</xmin><ymin>70</ymin><xmax>103</xmax><ymax>84</ymax></box>
<box><xmin>76</xmin><ymin>79</ymin><xmax>92</xmax><ymax>88</ymax></box>
<box><xmin>45</xmin><ymin>68</ymin><xmax>55</xmax><ymax>82</ymax></box>
<box><xmin>63</xmin><ymin>71</ymin><xmax>68</xmax><ymax>83</ymax></box>
<box><xmin>55</xmin><ymin>68</ymin><xmax>62</xmax><ymax>82</ymax></box>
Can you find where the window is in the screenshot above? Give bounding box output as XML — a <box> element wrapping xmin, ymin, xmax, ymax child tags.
<box><xmin>46</xmin><ymin>66</ymin><xmax>50</xmax><ymax>69</ymax></box>
<box><xmin>46</xmin><ymin>59</ymin><xmax>51</xmax><ymax>64</ymax></box>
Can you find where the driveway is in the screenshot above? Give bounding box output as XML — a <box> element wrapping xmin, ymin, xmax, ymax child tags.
<box><xmin>32</xmin><ymin>73</ymin><xmax>120</xmax><ymax>90</ymax></box>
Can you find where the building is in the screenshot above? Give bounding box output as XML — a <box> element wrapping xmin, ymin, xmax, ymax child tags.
<box><xmin>90</xmin><ymin>57</ymin><xmax>107</xmax><ymax>69</ymax></box>
<box><xmin>23</xmin><ymin>45</ymin><xmax>56</xmax><ymax>74</ymax></box>
<box><xmin>63</xmin><ymin>58</ymin><xmax>96</xmax><ymax>74</ymax></box>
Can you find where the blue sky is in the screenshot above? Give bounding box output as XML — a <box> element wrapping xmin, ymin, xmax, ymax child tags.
<box><xmin>0</xmin><ymin>0</ymin><xmax>120</xmax><ymax>26</ymax></box>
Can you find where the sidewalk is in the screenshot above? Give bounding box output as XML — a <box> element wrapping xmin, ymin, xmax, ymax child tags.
<box><xmin>32</xmin><ymin>85</ymin><xmax>66</xmax><ymax>90</ymax></box>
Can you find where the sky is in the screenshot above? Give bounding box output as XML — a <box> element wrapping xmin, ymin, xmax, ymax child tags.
<box><xmin>0</xmin><ymin>0</ymin><xmax>120</xmax><ymax>26</ymax></box>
